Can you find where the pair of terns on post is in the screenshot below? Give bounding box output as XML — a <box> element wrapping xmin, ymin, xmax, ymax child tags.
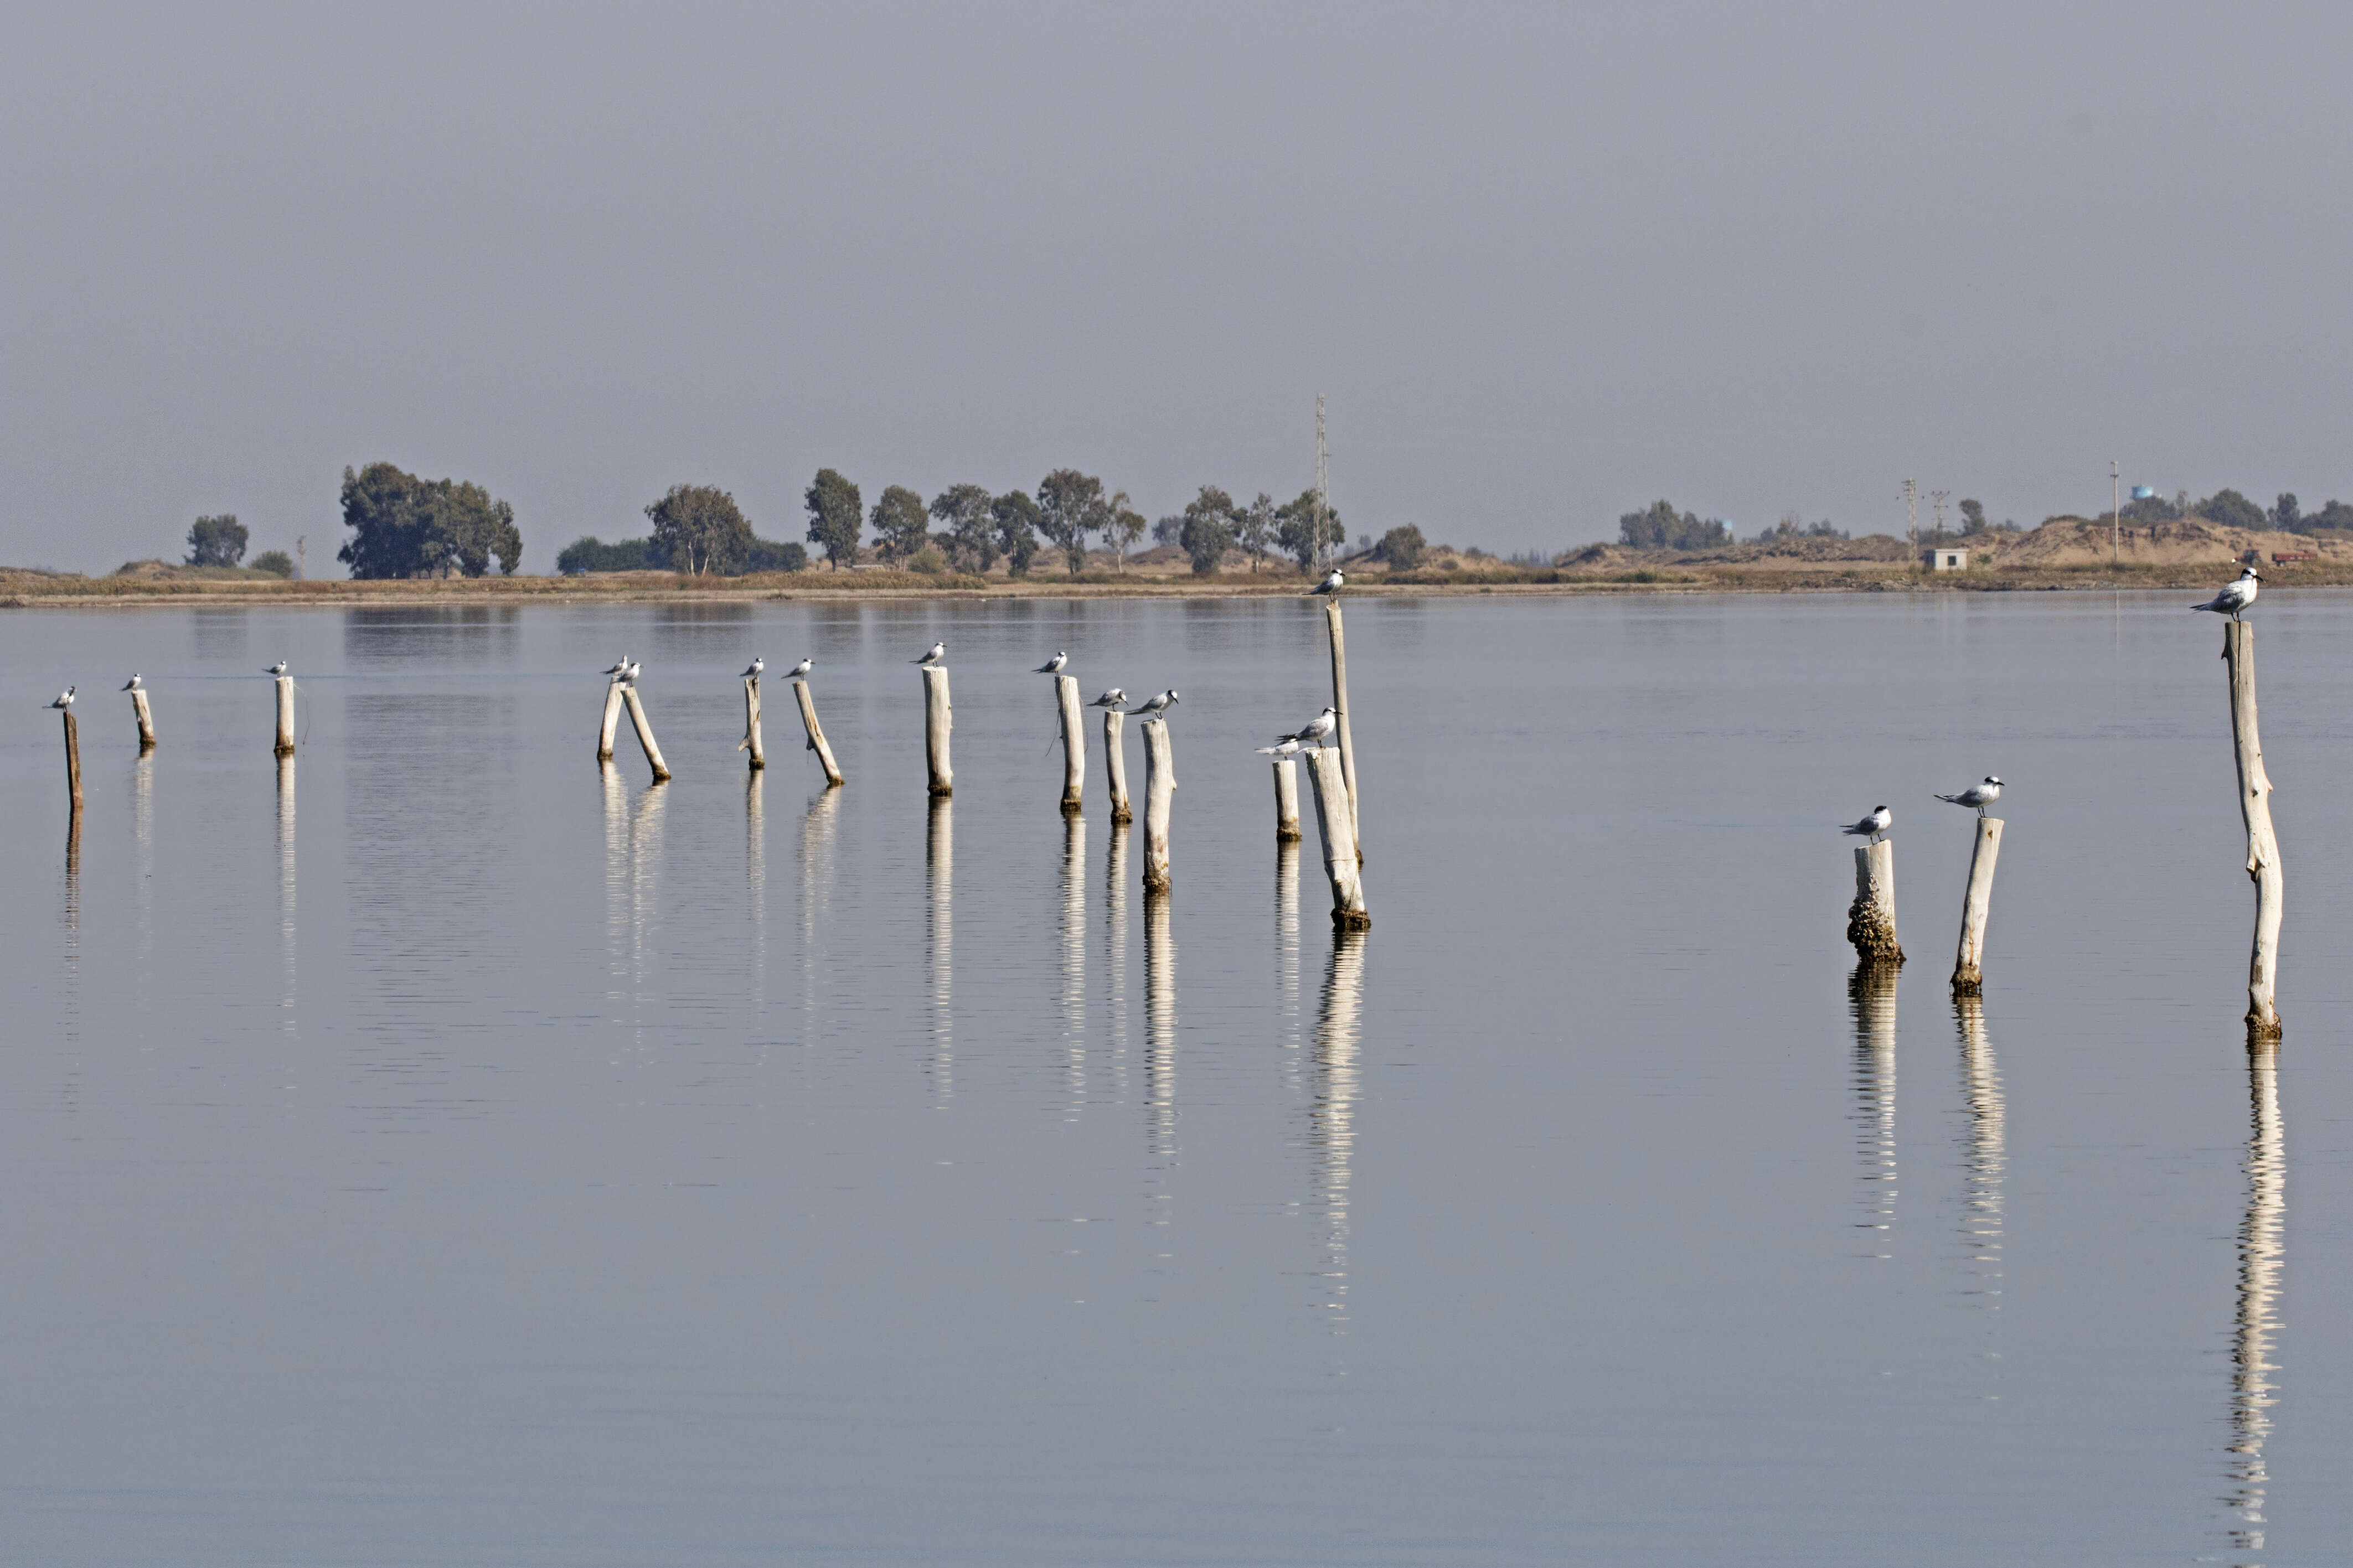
<box><xmin>734</xmin><ymin>656</ymin><xmax>813</xmax><ymax>679</ymax></box>
<box><xmin>1842</xmin><ymin>777</ymin><xmax>2004</xmax><ymax>842</ymax></box>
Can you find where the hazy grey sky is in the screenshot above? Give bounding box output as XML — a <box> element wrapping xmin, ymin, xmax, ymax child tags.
<box><xmin>6</xmin><ymin>2</ymin><xmax>2350</xmax><ymax>573</ymax></box>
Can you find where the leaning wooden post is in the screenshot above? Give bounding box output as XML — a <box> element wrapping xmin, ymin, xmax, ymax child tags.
<box><xmin>596</xmin><ymin>680</ymin><xmax>625</xmax><ymax>762</ymax></box>
<box><xmin>1055</xmin><ymin>675</ymin><xmax>1085</xmax><ymax>814</ymax></box>
<box><xmin>1304</xmin><ymin>746</ymin><xmax>1370</xmax><ymax>929</ymax></box>
<box><xmin>270</xmin><ymin>674</ymin><xmax>295</xmax><ymax>757</ymax></box>
<box><xmin>1323</xmin><ymin>599</ymin><xmax>1361</xmax><ymax>855</ymax></box>
<box><xmin>130</xmin><ymin>687</ymin><xmax>156</xmax><ymax>750</ymax></box>
<box><xmin>62</xmin><ymin>709</ymin><xmax>82</xmax><ymax>814</ymax></box>
<box><xmin>737</xmin><ymin>676</ymin><xmax>766</xmax><ymax>771</ymax></box>
<box><xmin>922</xmin><ymin>664</ymin><xmax>953</xmax><ymax>796</ymax></box>
<box><xmin>1846</xmin><ymin>839</ymin><xmax>1903</xmax><ymax>966</ymax></box>
<box><xmin>1102</xmin><ymin>710</ymin><xmax>1132</xmax><ymax>823</ymax></box>
<box><xmin>2225</xmin><ymin>620</ymin><xmax>2283</xmax><ymax>1040</ymax></box>
<box><xmin>1949</xmin><ymin>818</ymin><xmax>2004</xmax><ymax>995</ymax></box>
<box><xmin>1272</xmin><ymin>757</ymin><xmax>1303</xmax><ymax>841</ymax></box>
<box><xmin>792</xmin><ymin>680</ymin><xmax>844</xmax><ymax>787</ymax></box>
<box><xmin>1141</xmin><ymin>716</ymin><xmax>1175</xmax><ymax>892</ymax></box>
<box><xmin>621</xmin><ymin>684</ymin><xmax>672</xmax><ymax>782</ymax></box>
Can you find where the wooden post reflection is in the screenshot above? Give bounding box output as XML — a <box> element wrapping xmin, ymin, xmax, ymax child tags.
<box><xmin>1953</xmin><ymin>997</ymin><xmax>2004</xmax><ymax>1307</ymax></box>
<box><xmin>801</xmin><ymin>786</ymin><xmax>840</xmax><ymax>1020</ymax></box>
<box><xmin>1311</xmin><ymin>929</ymin><xmax>1367</xmax><ymax>1331</ymax></box>
<box><xmin>1849</xmin><ymin>964</ymin><xmax>1899</xmax><ymax>1254</ymax></box>
<box><xmin>1277</xmin><ymin>840</ymin><xmax>1303</xmax><ymax>1071</ymax></box>
<box><xmin>746</xmin><ymin>770</ymin><xmax>766</xmax><ymax>1008</ymax></box>
<box><xmin>1105</xmin><ymin>822</ymin><xmax>1129</xmax><ymax>1103</ymax></box>
<box><xmin>927</xmin><ymin>795</ymin><xmax>953</xmax><ymax>1103</ymax></box>
<box><xmin>1060</xmin><ymin>813</ymin><xmax>1086</xmax><ymax>1120</ymax></box>
<box><xmin>276</xmin><ymin>754</ymin><xmax>296</xmax><ymax>1027</ymax></box>
<box><xmin>2223</xmin><ymin>1046</ymin><xmax>2285</xmax><ymax>1558</ymax></box>
<box><xmin>1144</xmin><ymin>889</ymin><xmax>1176</xmax><ymax>1157</ymax></box>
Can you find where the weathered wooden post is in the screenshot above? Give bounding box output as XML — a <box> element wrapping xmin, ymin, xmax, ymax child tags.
<box><xmin>737</xmin><ymin>676</ymin><xmax>766</xmax><ymax>770</ymax></box>
<box><xmin>1846</xmin><ymin>840</ymin><xmax>1903</xmax><ymax>966</ymax></box>
<box><xmin>621</xmin><ymin>684</ymin><xmax>671</xmax><ymax>782</ymax></box>
<box><xmin>596</xmin><ymin>679</ymin><xmax>626</xmax><ymax>762</ymax></box>
<box><xmin>1304</xmin><ymin>746</ymin><xmax>1370</xmax><ymax>929</ymax></box>
<box><xmin>793</xmin><ymin>680</ymin><xmax>845</xmax><ymax>787</ymax></box>
<box><xmin>1141</xmin><ymin>716</ymin><xmax>1175</xmax><ymax>892</ymax></box>
<box><xmin>62</xmin><ymin>708</ymin><xmax>82</xmax><ymax>814</ymax></box>
<box><xmin>2225</xmin><ymin>620</ymin><xmax>2283</xmax><ymax>1039</ymax></box>
<box><xmin>1949</xmin><ymin>817</ymin><xmax>2004</xmax><ymax>995</ymax></box>
<box><xmin>1056</xmin><ymin>674</ymin><xmax>1085</xmax><ymax>814</ymax></box>
<box><xmin>1272</xmin><ymin>757</ymin><xmax>1303</xmax><ymax>841</ymax></box>
<box><xmin>1324</xmin><ymin>600</ymin><xmax>1361</xmax><ymax>855</ymax></box>
<box><xmin>273</xmin><ymin>674</ymin><xmax>295</xmax><ymax>757</ymax></box>
<box><xmin>130</xmin><ymin>686</ymin><xmax>156</xmax><ymax>749</ymax></box>
<box><xmin>1102</xmin><ymin>710</ymin><xmax>1132</xmax><ymax>823</ymax></box>
<box><xmin>923</xmin><ymin>664</ymin><xmax>953</xmax><ymax>796</ymax></box>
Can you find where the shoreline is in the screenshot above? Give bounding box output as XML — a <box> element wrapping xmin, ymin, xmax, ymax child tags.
<box><xmin>5</xmin><ymin>563</ymin><xmax>2346</xmax><ymax>608</ymax></box>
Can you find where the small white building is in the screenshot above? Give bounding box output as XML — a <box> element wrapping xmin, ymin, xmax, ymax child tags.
<box><xmin>1924</xmin><ymin>548</ymin><xmax>1969</xmax><ymax>571</ymax></box>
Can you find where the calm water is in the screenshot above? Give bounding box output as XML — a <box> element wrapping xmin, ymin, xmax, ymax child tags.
<box><xmin>1</xmin><ymin>592</ymin><xmax>2349</xmax><ymax>1566</ymax></box>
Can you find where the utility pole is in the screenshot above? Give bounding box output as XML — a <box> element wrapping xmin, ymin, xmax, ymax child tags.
<box><xmin>1902</xmin><ymin>479</ymin><xmax>1918</xmax><ymax>556</ymax></box>
<box><xmin>1930</xmin><ymin>489</ymin><xmax>1950</xmax><ymax>543</ymax></box>
<box><xmin>2118</xmin><ymin>460</ymin><xmax>2137</xmax><ymax>564</ymax></box>
<box><xmin>1314</xmin><ymin>394</ymin><xmax>1330</xmax><ymax>571</ymax></box>
<box><xmin>296</xmin><ymin>535</ymin><xmax>306</xmax><ymax>581</ymax></box>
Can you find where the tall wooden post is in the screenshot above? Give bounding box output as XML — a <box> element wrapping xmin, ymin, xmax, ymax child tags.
<box><xmin>1272</xmin><ymin>757</ymin><xmax>1303</xmax><ymax>841</ymax></box>
<box><xmin>923</xmin><ymin>665</ymin><xmax>953</xmax><ymax>796</ymax></box>
<box><xmin>62</xmin><ymin>710</ymin><xmax>82</xmax><ymax>814</ymax></box>
<box><xmin>130</xmin><ymin>687</ymin><xmax>156</xmax><ymax>749</ymax></box>
<box><xmin>1141</xmin><ymin>716</ymin><xmax>1174</xmax><ymax>892</ymax></box>
<box><xmin>621</xmin><ymin>685</ymin><xmax>671</xmax><ymax>782</ymax></box>
<box><xmin>1056</xmin><ymin>674</ymin><xmax>1085</xmax><ymax>813</ymax></box>
<box><xmin>1323</xmin><ymin>599</ymin><xmax>1360</xmax><ymax>855</ymax></box>
<box><xmin>792</xmin><ymin>680</ymin><xmax>844</xmax><ymax>787</ymax></box>
<box><xmin>1304</xmin><ymin>746</ymin><xmax>1369</xmax><ymax>929</ymax></box>
<box><xmin>1949</xmin><ymin>817</ymin><xmax>2004</xmax><ymax>995</ymax></box>
<box><xmin>2225</xmin><ymin>621</ymin><xmax>2283</xmax><ymax>1039</ymax></box>
<box><xmin>1846</xmin><ymin>839</ymin><xmax>1902</xmax><ymax>966</ymax></box>
<box><xmin>273</xmin><ymin>675</ymin><xmax>295</xmax><ymax>757</ymax></box>
<box><xmin>1102</xmin><ymin>710</ymin><xmax>1132</xmax><ymax>823</ymax></box>
<box><xmin>596</xmin><ymin>680</ymin><xmax>625</xmax><ymax>761</ymax></box>
<box><xmin>738</xmin><ymin>676</ymin><xmax>766</xmax><ymax>770</ymax></box>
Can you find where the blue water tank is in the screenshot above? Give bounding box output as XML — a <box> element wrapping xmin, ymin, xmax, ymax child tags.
<box><xmin>2131</xmin><ymin>485</ymin><xmax>2159</xmax><ymax>501</ymax></box>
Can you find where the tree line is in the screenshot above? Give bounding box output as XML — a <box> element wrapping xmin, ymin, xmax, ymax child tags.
<box><xmin>2117</xmin><ymin>487</ymin><xmax>2353</xmax><ymax>535</ymax></box>
<box><xmin>558</xmin><ymin>470</ymin><xmax>1348</xmax><ymax>578</ymax></box>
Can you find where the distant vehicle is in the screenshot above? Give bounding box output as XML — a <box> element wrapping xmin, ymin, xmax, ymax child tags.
<box><xmin>2271</xmin><ymin>551</ymin><xmax>2316</xmax><ymax>565</ymax></box>
<box><xmin>2242</xmin><ymin>549</ymin><xmax>2264</xmax><ymax>565</ymax></box>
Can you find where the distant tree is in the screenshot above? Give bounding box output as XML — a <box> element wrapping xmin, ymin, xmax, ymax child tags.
<box><xmin>556</xmin><ymin>536</ymin><xmax>654</xmax><ymax>573</ymax></box>
<box><xmin>1758</xmin><ymin>511</ymin><xmax>1849</xmax><ymax>542</ymax></box>
<box><xmin>250</xmin><ymin>549</ymin><xmax>294</xmax><ymax>578</ymax></box>
<box><xmin>1232</xmin><ymin>492</ymin><xmax>1278</xmax><ymax>571</ymax></box>
<box><xmin>866</xmin><ymin>485</ymin><xmax>930</xmax><ymax>562</ymax></box>
<box><xmin>930</xmin><ymin>483</ymin><xmax>999</xmax><ymax>572</ymax></box>
<box><xmin>745</xmin><ymin>537</ymin><xmax>809</xmax><ymax>572</ymax></box>
<box><xmin>185</xmin><ymin>514</ymin><xmax>248</xmax><ymax>567</ymax></box>
<box><xmin>1179</xmin><ymin>485</ymin><xmax>1237</xmax><ymax>576</ymax></box>
<box><xmin>2195</xmin><ymin>488</ymin><xmax>2266</xmax><ymax>531</ymax></box>
<box><xmin>645</xmin><ymin>484</ymin><xmax>755</xmax><ymax>575</ymax></box>
<box><xmin>1151</xmin><ymin>516</ymin><xmax>1181</xmax><ymax>545</ymax></box>
<box><xmin>1376</xmin><ymin>523</ymin><xmax>1426</xmax><ymax>570</ymax></box>
<box><xmin>2307</xmin><ymin>499</ymin><xmax>2353</xmax><ymax>532</ymax></box>
<box><xmin>1035</xmin><ymin>468</ymin><xmax>1112</xmax><ymax>576</ymax></box>
<box><xmin>1106</xmin><ymin>491</ymin><xmax>1147</xmax><ymax>570</ymax></box>
<box><xmin>992</xmin><ymin>490</ymin><xmax>1043</xmax><ymax>577</ymax></box>
<box><xmin>803</xmin><ymin>468</ymin><xmax>864</xmax><ymax>568</ymax></box>
<box><xmin>1958</xmin><ymin>499</ymin><xmax>1986</xmax><ymax>533</ymax></box>
<box><xmin>1618</xmin><ymin>499</ymin><xmax>1730</xmax><ymax>551</ymax></box>
<box><xmin>337</xmin><ymin>463</ymin><xmax>522</xmax><ymax>578</ymax></box>
<box><xmin>2120</xmin><ymin>493</ymin><xmax>2180</xmax><ymax>524</ymax></box>
<box><xmin>2272</xmin><ymin>493</ymin><xmax>2302</xmax><ymax>533</ymax></box>
<box><xmin>1273</xmin><ymin>488</ymin><xmax>1344</xmax><ymax>571</ymax></box>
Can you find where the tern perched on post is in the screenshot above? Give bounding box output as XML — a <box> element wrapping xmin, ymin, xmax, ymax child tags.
<box><xmin>741</xmin><ymin>656</ymin><xmax>765</xmax><ymax>679</ymax></box>
<box><xmin>2192</xmin><ymin>566</ymin><xmax>2261</xmax><ymax>621</ymax></box>
<box><xmin>1842</xmin><ymin>805</ymin><xmax>1892</xmax><ymax>843</ymax></box>
<box><xmin>621</xmin><ymin>659</ymin><xmax>641</xmax><ymax>684</ymax></box>
<box><xmin>1281</xmin><ymin>707</ymin><xmax>1338</xmax><ymax>747</ymax></box>
<box><xmin>264</xmin><ymin>659</ymin><xmax>288</xmax><ymax>677</ymax></box>
<box><xmin>48</xmin><ymin>686</ymin><xmax>75</xmax><ymax>710</ymax></box>
<box><xmin>1933</xmin><ymin>777</ymin><xmax>2004</xmax><ymax>817</ymax></box>
<box><xmin>1129</xmin><ymin>691</ymin><xmax>1178</xmax><ymax>717</ymax></box>
<box><xmin>121</xmin><ymin>674</ymin><xmax>142</xmax><ymax>692</ymax></box>
<box><xmin>1311</xmin><ymin>568</ymin><xmax>1344</xmax><ymax>596</ymax></box>
<box><xmin>602</xmin><ymin>655</ymin><xmax>631</xmax><ymax>679</ymax></box>
<box><xmin>1088</xmin><ymin>688</ymin><xmax>1128</xmax><ymax>709</ymax></box>
<box><xmin>1033</xmin><ymin>651</ymin><xmax>1067</xmax><ymax>675</ymax></box>
<box><xmin>786</xmin><ymin>657</ymin><xmax>813</xmax><ymax>679</ymax></box>
<box><xmin>912</xmin><ymin>642</ymin><xmax>947</xmax><ymax>666</ymax></box>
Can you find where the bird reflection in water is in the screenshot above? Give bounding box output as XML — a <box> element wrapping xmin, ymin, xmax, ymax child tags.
<box><xmin>1309</xmin><ymin>929</ymin><xmax>1366</xmax><ymax>1333</ymax></box>
<box><xmin>1953</xmin><ymin>996</ymin><xmax>2004</xmax><ymax>1307</ymax></box>
<box><xmin>1060</xmin><ymin>814</ymin><xmax>1086</xmax><ymax>1120</ymax></box>
<box><xmin>2221</xmin><ymin>1044</ymin><xmax>2285</xmax><ymax>1564</ymax></box>
<box><xmin>1849</xmin><ymin>964</ymin><xmax>1899</xmax><ymax>1256</ymax></box>
<box><xmin>927</xmin><ymin>796</ymin><xmax>953</xmax><ymax>1104</ymax></box>
<box><xmin>1103</xmin><ymin>823</ymin><xmax>1129</xmax><ymax>1105</ymax></box>
<box><xmin>801</xmin><ymin>786</ymin><xmax>840</xmax><ymax>1022</ymax></box>
<box><xmin>277</xmin><ymin>754</ymin><xmax>297</xmax><ymax>1029</ymax></box>
<box><xmin>1143</xmin><ymin>888</ymin><xmax>1176</xmax><ymax>1158</ymax></box>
